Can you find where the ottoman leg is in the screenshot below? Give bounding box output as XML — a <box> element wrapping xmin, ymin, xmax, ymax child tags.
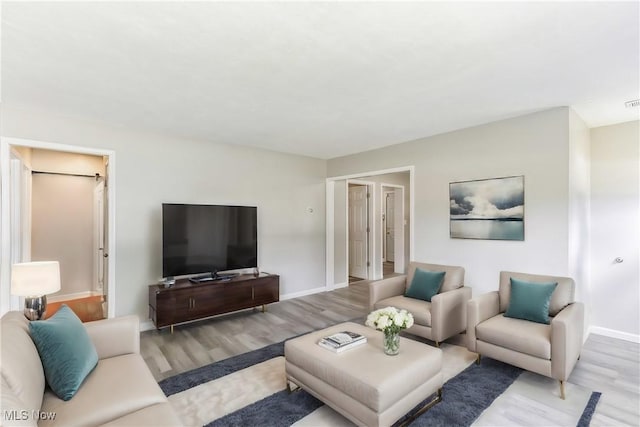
<box><xmin>398</xmin><ymin>388</ymin><xmax>443</xmax><ymax>427</ymax></box>
<box><xmin>286</xmin><ymin>379</ymin><xmax>300</xmax><ymax>393</ymax></box>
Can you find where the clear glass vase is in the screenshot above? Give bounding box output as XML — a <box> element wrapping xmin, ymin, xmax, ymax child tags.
<box><xmin>383</xmin><ymin>330</ymin><xmax>400</xmax><ymax>355</ymax></box>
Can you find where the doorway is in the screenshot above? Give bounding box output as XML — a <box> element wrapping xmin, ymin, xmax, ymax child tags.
<box><xmin>0</xmin><ymin>137</ymin><xmax>116</xmax><ymax>319</ymax></box>
<box><xmin>382</xmin><ymin>184</ymin><xmax>405</xmax><ymax>277</ymax></box>
<box><xmin>30</xmin><ymin>150</ymin><xmax>107</xmax><ymax>320</ymax></box>
<box><xmin>383</xmin><ymin>189</ymin><xmax>395</xmax><ymax>278</ymax></box>
<box><xmin>348</xmin><ymin>183</ymin><xmax>372</xmax><ymax>282</ymax></box>
<box><xmin>325</xmin><ymin>166</ymin><xmax>413</xmax><ymax>289</ymax></box>
<box><xmin>383</xmin><ymin>190</ymin><xmax>395</xmax><ymax>263</ymax></box>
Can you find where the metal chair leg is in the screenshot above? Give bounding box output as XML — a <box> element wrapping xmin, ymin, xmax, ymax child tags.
<box><xmin>559</xmin><ymin>380</ymin><xmax>566</xmax><ymax>400</ymax></box>
<box><xmin>476</xmin><ymin>354</ymin><xmax>481</xmax><ymax>365</ymax></box>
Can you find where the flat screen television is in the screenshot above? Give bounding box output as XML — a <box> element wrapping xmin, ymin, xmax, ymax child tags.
<box><xmin>162</xmin><ymin>203</ymin><xmax>257</xmax><ymax>278</ymax></box>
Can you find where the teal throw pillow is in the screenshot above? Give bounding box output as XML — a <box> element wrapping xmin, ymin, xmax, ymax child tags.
<box><xmin>504</xmin><ymin>278</ymin><xmax>558</xmax><ymax>324</ymax></box>
<box><xmin>405</xmin><ymin>268</ymin><xmax>446</xmax><ymax>302</ymax></box>
<box><xmin>29</xmin><ymin>305</ymin><xmax>98</xmax><ymax>401</ymax></box>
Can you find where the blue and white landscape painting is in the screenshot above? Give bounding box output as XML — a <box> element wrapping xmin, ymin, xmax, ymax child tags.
<box><xmin>449</xmin><ymin>176</ymin><xmax>524</xmax><ymax>240</ymax></box>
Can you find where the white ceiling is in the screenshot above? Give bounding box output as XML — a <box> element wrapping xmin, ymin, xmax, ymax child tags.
<box><xmin>2</xmin><ymin>2</ymin><xmax>639</xmax><ymax>159</ymax></box>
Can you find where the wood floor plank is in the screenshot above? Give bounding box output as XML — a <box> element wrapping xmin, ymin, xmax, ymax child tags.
<box><xmin>140</xmin><ymin>280</ymin><xmax>639</xmax><ymax>426</ymax></box>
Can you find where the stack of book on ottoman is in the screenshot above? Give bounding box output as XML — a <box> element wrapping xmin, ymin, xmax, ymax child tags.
<box><xmin>318</xmin><ymin>330</ymin><xmax>367</xmax><ymax>353</ymax></box>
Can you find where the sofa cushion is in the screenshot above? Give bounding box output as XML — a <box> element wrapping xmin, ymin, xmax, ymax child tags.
<box><xmin>29</xmin><ymin>305</ymin><xmax>98</xmax><ymax>401</ymax></box>
<box><xmin>39</xmin><ymin>354</ymin><xmax>168</xmax><ymax>427</ymax></box>
<box><xmin>476</xmin><ymin>315</ymin><xmax>552</xmax><ymax>359</ymax></box>
<box><xmin>375</xmin><ymin>296</ymin><xmax>432</xmax><ymax>327</ymax></box>
<box><xmin>405</xmin><ymin>268</ymin><xmax>444</xmax><ymax>302</ymax></box>
<box><xmin>504</xmin><ymin>278</ymin><xmax>557</xmax><ymax>324</ymax></box>
<box><xmin>406</xmin><ymin>262</ymin><xmax>464</xmax><ymax>293</ymax></box>
<box><xmin>1</xmin><ymin>375</ymin><xmax>39</xmax><ymax>427</ymax></box>
<box><xmin>1</xmin><ymin>312</ymin><xmax>45</xmax><ymax>417</ymax></box>
<box><xmin>499</xmin><ymin>271</ymin><xmax>574</xmax><ymax>316</ymax></box>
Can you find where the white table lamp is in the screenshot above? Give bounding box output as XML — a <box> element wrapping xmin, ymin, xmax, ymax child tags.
<box><xmin>11</xmin><ymin>261</ymin><xmax>61</xmax><ymax>320</ymax></box>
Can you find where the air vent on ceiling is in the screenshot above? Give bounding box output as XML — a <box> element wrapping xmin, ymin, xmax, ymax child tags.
<box><xmin>625</xmin><ymin>99</ymin><xmax>640</xmax><ymax>108</ymax></box>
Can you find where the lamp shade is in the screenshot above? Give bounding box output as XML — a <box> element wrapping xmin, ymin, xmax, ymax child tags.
<box><xmin>11</xmin><ymin>261</ymin><xmax>61</xmax><ymax>296</ymax></box>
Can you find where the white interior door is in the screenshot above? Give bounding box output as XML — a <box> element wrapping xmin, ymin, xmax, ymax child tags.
<box><xmin>384</xmin><ymin>192</ymin><xmax>395</xmax><ymax>261</ymax></box>
<box><xmin>393</xmin><ymin>187</ymin><xmax>404</xmax><ymax>273</ymax></box>
<box><xmin>348</xmin><ymin>185</ymin><xmax>368</xmax><ymax>279</ymax></box>
<box><xmin>93</xmin><ymin>180</ymin><xmax>105</xmax><ymax>293</ymax></box>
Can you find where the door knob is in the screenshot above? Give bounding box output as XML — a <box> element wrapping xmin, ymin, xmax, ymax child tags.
<box><xmin>614</xmin><ymin>257</ymin><xmax>623</xmax><ymax>263</ymax></box>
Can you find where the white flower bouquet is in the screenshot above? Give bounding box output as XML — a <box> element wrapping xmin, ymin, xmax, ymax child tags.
<box><xmin>366</xmin><ymin>306</ymin><xmax>414</xmax><ymax>335</ymax></box>
<box><xmin>366</xmin><ymin>306</ymin><xmax>414</xmax><ymax>355</ymax></box>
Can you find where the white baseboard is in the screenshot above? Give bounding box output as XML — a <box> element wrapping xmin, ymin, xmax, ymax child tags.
<box><xmin>280</xmin><ymin>286</ymin><xmax>327</xmax><ymax>300</ymax></box>
<box><xmin>588</xmin><ymin>325</ymin><xmax>640</xmax><ymax>343</ymax></box>
<box><xmin>280</xmin><ymin>282</ymin><xmax>353</xmax><ymax>299</ymax></box>
<box><xmin>331</xmin><ymin>282</ymin><xmax>349</xmax><ymax>289</ymax></box>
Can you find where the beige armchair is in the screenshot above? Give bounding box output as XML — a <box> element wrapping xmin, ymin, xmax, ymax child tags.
<box><xmin>467</xmin><ymin>271</ymin><xmax>584</xmax><ymax>399</ymax></box>
<box><xmin>369</xmin><ymin>262</ymin><xmax>471</xmax><ymax>347</ymax></box>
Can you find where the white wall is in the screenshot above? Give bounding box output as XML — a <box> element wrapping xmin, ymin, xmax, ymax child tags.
<box><xmin>1</xmin><ymin>106</ymin><xmax>327</xmax><ymax>322</ymax></box>
<box><xmin>568</xmin><ymin>110</ymin><xmax>591</xmax><ymax>325</ymax></box>
<box><xmin>31</xmin><ymin>174</ymin><xmax>95</xmax><ymax>296</ymax></box>
<box><xmin>328</xmin><ymin>108</ymin><xmax>573</xmax><ymax>296</ymax></box>
<box><xmin>590</xmin><ymin>120</ymin><xmax>639</xmax><ymax>339</ymax></box>
<box><xmin>31</xmin><ymin>149</ymin><xmax>105</xmax><ymax>176</ymax></box>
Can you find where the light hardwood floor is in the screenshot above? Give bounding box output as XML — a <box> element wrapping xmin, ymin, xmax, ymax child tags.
<box><xmin>141</xmin><ymin>281</ymin><xmax>370</xmax><ymax>381</ymax></box>
<box><xmin>140</xmin><ymin>281</ymin><xmax>639</xmax><ymax>426</ymax></box>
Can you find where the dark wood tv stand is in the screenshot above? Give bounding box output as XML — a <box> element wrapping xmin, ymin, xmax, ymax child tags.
<box><xmin>148</xmin><ymin>273</ymin><xmax>279</xmax><ymax>332</ymax></box>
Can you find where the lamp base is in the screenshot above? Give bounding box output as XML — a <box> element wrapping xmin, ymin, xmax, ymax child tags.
<box><xmin>23</xmin><ymin>295</ymin><xmax>48</xmax><ymax>321</ymax></box>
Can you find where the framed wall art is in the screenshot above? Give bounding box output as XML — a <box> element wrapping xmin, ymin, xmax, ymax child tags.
<box><xmin>449</xmin><ymin>175</ymin><xmax>524</xmax><ymax>241</ymax></box>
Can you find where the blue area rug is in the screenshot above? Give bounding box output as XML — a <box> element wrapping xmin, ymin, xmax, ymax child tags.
<box><xmin>577</xmin><ymin>391</ymin><xmax>603</xmax><ymax>427</ymax></box>
<box><xmin>160</xmin><ymin>341</ymin><xmax>285</xmax><ymax>396</ymax></box>
<box><xmin>159</xmin><ymin>339</ymin><xmax>601</xmax><ymax>427</ymax></box>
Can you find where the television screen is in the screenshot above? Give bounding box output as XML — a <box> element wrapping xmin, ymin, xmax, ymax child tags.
<box><xmin>162</xmin><ymin>204</ymin><xmax>257</xmax><ymax>277</ymax></box>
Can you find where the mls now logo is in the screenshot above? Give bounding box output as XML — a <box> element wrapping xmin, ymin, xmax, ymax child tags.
<box><xmin>34</xmin><ymin>411</ymin><xmax>57</xmax><ymax>421</ymax></box>
<box><xmin>3</xmin><ymin>410</ymin><xmax>29</xmax><ymax>421</ymax></box>
<box><xmin>3</xmin><ymin>410</ymin><xmax>56</xmax><ymax>421</ymax></box>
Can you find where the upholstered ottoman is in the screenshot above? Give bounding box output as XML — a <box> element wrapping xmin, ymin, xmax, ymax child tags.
<box><xmin>284</xmin><ymin>322</ymin><xmax>443</xmax><ymax>427</ymax></box>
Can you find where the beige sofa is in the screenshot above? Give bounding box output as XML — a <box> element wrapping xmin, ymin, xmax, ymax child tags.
<box><xmin>467</xmin><ymin>271</ymin><xmax>584</xmax><ymax>399</ymax></box>
<box><xmin>1</xmin><ymin>311</ymin><xmax>180</xmax><ymax>427</ymax></box>
<box><xmin>369</xmin><ymin>262</ymin><xmax>471</xmax><ymax>346</ymax></box>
